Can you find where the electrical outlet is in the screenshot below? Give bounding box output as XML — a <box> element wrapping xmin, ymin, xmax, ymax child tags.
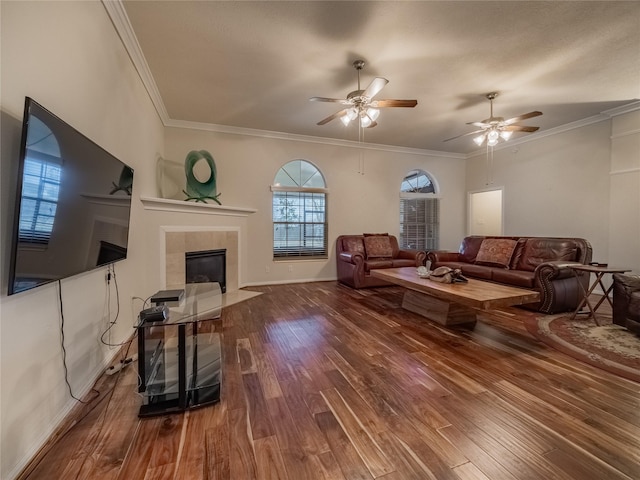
<box><xmin>288</xmin><ymin>265</ymin><xmax>293</xmax><ymax>272</ymax></box>
<box><xmin>265</xmin><ymin>265</ymin><xmax>270</xmax><ymax>273</ymax></box>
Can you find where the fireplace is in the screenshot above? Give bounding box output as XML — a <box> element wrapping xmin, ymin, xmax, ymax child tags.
<box><xmin>185</xmin><ymin>249</ymin><xmax>226</xmax><ymax>293</ymax></box>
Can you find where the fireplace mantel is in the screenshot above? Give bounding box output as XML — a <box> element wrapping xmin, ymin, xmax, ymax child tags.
<box><xmin>140</xmin><ymin>196</ymin><xmax>257</xmax><ymax>217</ymax></box>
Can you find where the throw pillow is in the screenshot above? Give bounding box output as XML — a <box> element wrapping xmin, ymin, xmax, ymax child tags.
<box><xmin>475</xmin><ymin>238</ymin><xmax>517</xmax><ymax>269</ymax></box>
<box><xmin>363</xmin><ymin>234</ymin><xmax>393</xmax><ymax>259</ymax></box>
<box><xmin>343</xmin><ymin>237</ymin><xmax>365</xmax><ymax>254</ymax></box>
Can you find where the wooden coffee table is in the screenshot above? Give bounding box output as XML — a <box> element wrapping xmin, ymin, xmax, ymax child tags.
<box><xmin>371</xmin><ymin>267</ymin><xmax>540</xmax><ymax>327</ymax></box>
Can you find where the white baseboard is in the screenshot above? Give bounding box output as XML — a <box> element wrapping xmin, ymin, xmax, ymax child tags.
<box><xmin>243</xmin><ymin>276</ymin><xmax>337</xmax><ymax>287</ymax></box>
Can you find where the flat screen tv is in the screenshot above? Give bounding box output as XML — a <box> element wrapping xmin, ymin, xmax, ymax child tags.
<box><xmin>7</xmin><ymin>97</ymin><xmax>134</xmax><ymax>295</ymax></box>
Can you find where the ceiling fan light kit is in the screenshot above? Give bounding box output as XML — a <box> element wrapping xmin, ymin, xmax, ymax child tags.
<box><xmin>310</xmin><ymin>60</ymin><xmax>417</xmax><ymax>129</ymax></box>
<box><xmin>445</xmin><ymin>92</ymin><xmax>542</xmax><ymax>147</ymax></box>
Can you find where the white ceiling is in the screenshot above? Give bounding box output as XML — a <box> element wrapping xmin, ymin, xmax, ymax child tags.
<box><xmin>119</xmin><ymin>1</ymin><xmax>640</xmax><ymax>154</ymax></box>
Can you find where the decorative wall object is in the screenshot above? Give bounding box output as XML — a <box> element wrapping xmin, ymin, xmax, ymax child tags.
<box><xmin>183</xmin><ymin>150</ymin><xmax>222</xmax><ymax>204</ymax></box>
<box><xmin>156</xmin><ymin>155</ymin><xmax>184</xmax><ymax>200</ymax></box>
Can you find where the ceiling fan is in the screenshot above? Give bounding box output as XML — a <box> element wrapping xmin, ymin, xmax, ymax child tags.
<box><xmin>444</xmin><ymin>92</ymin><xmax>542</xmax><ymax>146</ymax></box>
<box><xmin>310</xmin><ymin>60</ymin><xmax>417</xmax><ymax>128</ymax></box>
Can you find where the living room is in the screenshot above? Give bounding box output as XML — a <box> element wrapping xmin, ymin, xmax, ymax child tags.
<box><xmin>1</xmin><ymin>1</ymin><xmax>639</xmax><ymax>479</ymax></box>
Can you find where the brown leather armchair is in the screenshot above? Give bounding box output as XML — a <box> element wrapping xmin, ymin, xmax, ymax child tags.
<box><xmin>612</xmin><ymin>273</ymin><xmax>640</xmax><ymax>335</ymax></box>
<box><xmin>336</xmin><ymin>234</ymin><xmax>426</xmax><ymax>289</ymax></box>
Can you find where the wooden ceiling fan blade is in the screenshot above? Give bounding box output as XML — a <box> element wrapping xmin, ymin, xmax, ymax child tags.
<box><xmin>372</xmin><ymin>99</ymin><xmax>417</xmax><ymax>108</ymax></box>
<box><xmin>503</xmin><ymin>125</ymin><xmax>540</xmax><ymax>132</ymax></box>
<box><xmin>443</xmin><ymin>129</ymin><xmax>485</xmax><ymax>142</ymax></box>
<box><xmin>467</xmin><ymin>121</ymin><xmax>490</xmax><ymax>127</ymax></box>
<box><xmin>366</xmin><ymin>121</ymin><xmax>378</xmax><ymax>129</ymax></box>
<box><xmin>362</xmin><ymin>77</ymin><xmax>388</xmax><ymax>99</ymax></box>
<box><xmin>309</xmin><ymin>96</ymin><xmax>351</xmax><ymax>105</ymax></box>
<box><xmin>503</xmin><ymin>111</ymin><xmax>542</xmax><ymax>125</ymax></box>
<box><xmin>317</xmin><ymin>109</ymin><xmax>348</xmax><ymax>126</ymax></box>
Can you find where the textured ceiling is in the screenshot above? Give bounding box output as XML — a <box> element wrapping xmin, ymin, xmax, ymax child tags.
<box><xmin>121</xmin><ymin>1</ymin><xmax>640</xmax><ymax>154</ymax></box>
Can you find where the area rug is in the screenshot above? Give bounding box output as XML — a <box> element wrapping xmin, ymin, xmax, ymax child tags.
<box><xmin>524</xmin><ymin>314</ymin><xmax>640</xmax><ymax>383</ymax></box>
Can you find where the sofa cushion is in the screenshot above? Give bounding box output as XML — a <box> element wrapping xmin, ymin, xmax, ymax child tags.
<box><xmin>492</xmin><ymin>269</ymin><xmax>536</xmax><ymax>288</ymax></box>
<box><xmin>459</xmin><ymin>236</ymin><xmax>485</xmax><ymax>263</ymax></box>
<box><xmin>516</xmin><ymin>238</ymin><xmax>578</xmax><ymax>272</ymax></box>
<box><xmin>364</xmin><ymin>259</ymin><xmax>394</xmax><ymax>273</ymax></box>
<box><xmin>475</xmin><ymin>238</ymin><xmax>517</xmax><ymax>268</ymax></box>
<box><xmin>392</xmin><ymin>258</ymin><xmax>417</xmax><ymax>268</ymax></box>
<box><xmin>343</xmin><ymin>236</ymin><xmax>365</xmax><ymax>254</ymax></box>
<box><xmin>363</xmin><ymin>234</ymin><xmax>393</xmax><ymax>259</ymax></box>
<box><xmin>509</xmin><ymin>238</ymin><xmax>528</xmax><ymax>269</ymax></box>
<box><xmin>459</xmin><ymin>263</ymin><xmax>494</xmax><ymax>280</ymax></box>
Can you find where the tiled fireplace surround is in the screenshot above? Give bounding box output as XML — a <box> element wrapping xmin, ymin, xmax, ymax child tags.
<box><xmin>163</xmin><ymin>227</ymin><xmax>240</xmax><ymax>291</ymax></box>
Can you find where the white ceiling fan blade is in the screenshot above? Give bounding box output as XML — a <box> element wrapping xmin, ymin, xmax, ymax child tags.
<box><xmin>310</xmin><ymin>96</ymin><xmax>352</xmax><ymax>105</ymax></box>
<box><xmin>466</xmin><ymin>121</ymin><xmax>490</xmax><ymax>127</ymax></box>
<box><xmin>362</xmin><ymin>77</ymin><xmax>388</xmax><ymax>99</ymax></box>
<box><xmin>443</xmin><ymin>129</ymin><xmax>485</xmax><ymax>142</ymax></box>
<box><xmin>317</xmin><ymin>109</ymin><xmax>348</xmax><ymax>126</ymax></box>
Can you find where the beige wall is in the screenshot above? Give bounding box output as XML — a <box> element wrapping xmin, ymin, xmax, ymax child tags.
<box><xmin>161</xmin><ymin>127</ymin><xmax>468</xmax><ymax>285</ymax></box>
<box><xmin>609</xmin><ymin>110</ymin><xmax>640</xmax><ymax>273</ymax></box>
<box><xmin>466</xmin><ymin>121</ymin><xmax>613</xmax><ymax>261</ymax></box>
<box><xmin>0</xmin><ymin>2</ymin><xmax>164</xmax><ymax>478</ymax></box>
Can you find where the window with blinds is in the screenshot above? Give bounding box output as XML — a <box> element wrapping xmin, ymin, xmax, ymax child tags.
<box><xmin>399</xmin><ymin>169</ymin><xmax>439</xmax><ymax>251</ymax></box>
<box><xmin>18</xmin><ymin>157</ymin><xmax>61</xmax><ymax>244</ymax></box>
<box><xmin>399</xmin><ymin>197</ymin><xmax>439</xmax><ymax>251</ymax></box>
<box><xmin>272</xmin><ymin>160</ymin><xmax>328</xmax><ymax>259</ymax></box>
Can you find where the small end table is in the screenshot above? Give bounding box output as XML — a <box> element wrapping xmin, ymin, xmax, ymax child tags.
<box><xmin>569</xmin><ymin>265</ymin><xmax>631</xmax><ymax>325</ymax></box>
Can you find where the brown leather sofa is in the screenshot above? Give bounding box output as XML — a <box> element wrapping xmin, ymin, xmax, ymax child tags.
<box><xmin>336</xmin><ymin>234</ymin><xmax>427</xmax><ymax>289</ymax></box>
<box><xmin>612</xmin><ymin>273</ymin><xmax>640</xmax><ymax>335</ymax></box>
<box><xmin>427</xmin><ymin>236</ymin><xmax>592</xmax><ymax>314</ymax></box>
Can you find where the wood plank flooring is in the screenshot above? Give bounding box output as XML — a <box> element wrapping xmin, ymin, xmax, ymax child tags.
<box><xmin>19</xmin><ymin>282</ymin><xmax>640</xmax><ymax>480</ymax></box>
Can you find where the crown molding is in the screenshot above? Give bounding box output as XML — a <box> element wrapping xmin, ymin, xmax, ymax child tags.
<box><xmin>163</xmin><ymin>118</ymin><xmax>466</xmax><ymax>159</ymax></box>
<box><xmin>102</xmin><ymin>0</ymin><xmax>169</xmax><ymax>122</ymax></box>
<box><xmin>602</xmin><ymin>100</ymin><xmax>640</xmax><ymax>117</ymax></box>
<box><xmin>104</xmin><ymin>0</ymin><xmax>638</xmax><ymax>162</ymax></box>
<box><xmin>466</xmin><ymin>100</ymin><xmax>640</xmax><ymax>158</ymax></box>
<box><xmin>103</xmin><ymin>0</ymin><xmax>463</xmax><ymax>160</ymax></box>
<box><xmin>465</xmin><ymin>112</ymin><xmax>613</xmax><ymax>158</ymax></box>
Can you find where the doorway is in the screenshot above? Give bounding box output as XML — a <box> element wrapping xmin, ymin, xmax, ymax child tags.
<box><xmin>468</xmin><ymin>188</ymin><xmax>503</xmax><ymax>236</ymax></box>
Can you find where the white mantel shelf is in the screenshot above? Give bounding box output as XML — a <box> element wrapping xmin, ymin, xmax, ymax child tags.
<box><xmin>140</xmin><ymin>196</ymin><xmax>257</xmax><ymax>217</ymax></box>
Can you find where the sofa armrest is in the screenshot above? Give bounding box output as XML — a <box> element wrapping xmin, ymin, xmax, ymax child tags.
<box><xmin>339</xmin><ymin>251</ymin><xmax>365</xmax><ymax>264</ymax></box>
<box><xmin>397</xmin><ymin>248</ymin><xmax>427</xmax><ymax>266</ymax></box>
<box><xmin>426</xmin><ymin>251</ymin><xmax>461</xmax><ymax>264</ymax></box>
<box><xmin>612</xmin><ymin>274</ymin><xmax>640</xmax><ymax>327</ymax></box>
<box><xmin>535</xmin><ymin>261</ymin><xmax>583</xmax><ymax>281</ymax></box>
<box><xmin>535</xmin><ymin>261</ymin><xmax>586</xmax><ymax>313</ymax></box>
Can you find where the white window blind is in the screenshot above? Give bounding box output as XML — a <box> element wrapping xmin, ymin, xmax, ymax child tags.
<box><xmin>399</xmin><ymin>197</ymin><xmax>439</xmax><ymax>251</ymax></box>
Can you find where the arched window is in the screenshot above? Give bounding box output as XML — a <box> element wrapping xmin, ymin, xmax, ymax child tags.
<box><xmin>399</xmin><ymin>169</ymin><xmax>439</xmax><ymax>251</ymax></box>
<box><xmin>271</xmin><ymin>160</ymin><xmax>328</xmax><ymax>259</ymax></box>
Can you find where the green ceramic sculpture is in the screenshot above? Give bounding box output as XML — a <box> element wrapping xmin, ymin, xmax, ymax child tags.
<box><xmin>183</xmin><ymin>149</ymin><xmax>222</xmax><ymax>204</ymax></box>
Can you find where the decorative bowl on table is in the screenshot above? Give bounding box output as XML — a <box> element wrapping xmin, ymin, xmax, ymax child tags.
<box><xmin>416</xmin><ymin>266</ymin><xmax>431</xmax><ymax>278</ymax></box>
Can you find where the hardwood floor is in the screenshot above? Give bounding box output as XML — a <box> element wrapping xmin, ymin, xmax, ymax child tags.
<box><xmin>19</xmin><ymin>282</ymin><xmax>640</xmax><ymax>480</ymax></box>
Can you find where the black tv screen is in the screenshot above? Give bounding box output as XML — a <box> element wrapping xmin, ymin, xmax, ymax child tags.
<box><xmin>8</xmin><ymin>97</ymin><xmax>134</xmax><ymax>295</ymax></box>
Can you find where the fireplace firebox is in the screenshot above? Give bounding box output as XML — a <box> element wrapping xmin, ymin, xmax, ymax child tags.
<box><xmin>185</xmin><ymin>249</ymin><xmax>226</xmax><ymax>293</ymax></box>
